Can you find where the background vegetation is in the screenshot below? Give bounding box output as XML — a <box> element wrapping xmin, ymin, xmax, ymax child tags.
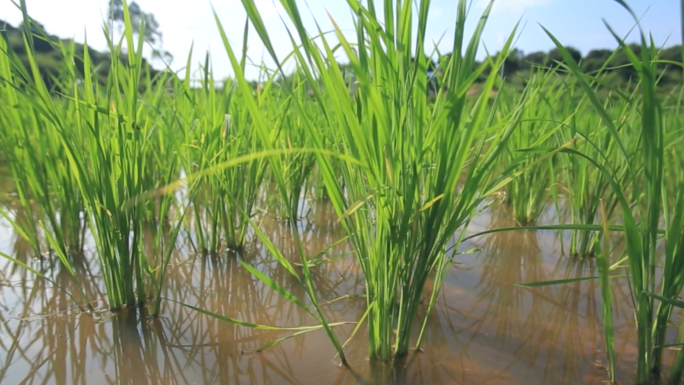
<box><xmin>2</xmin><ymin>17</ymin><xmax>682</xmax><ymax>92</ymax></box>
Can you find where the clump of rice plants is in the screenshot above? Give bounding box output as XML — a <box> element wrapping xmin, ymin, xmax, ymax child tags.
<box><xmin>552</xmin><ymin>59</ymin><xmax>633</xmax><ymax>258</ymax></box>
<box><xmin>0</xmin><ymin>1</ymin><xmax>185</xmax><ymax>313</ymax></box>
<box><xmin>500</xmin><ymin>72</ymin><xmax>562</xmax><ymax>225</ymax></box>
<box><xmin>544</xmin><ymin>2</ymin><xmax>684</xmax><ymax>381</ymax></box>
<box><xmin>230</xmin><ymin>0</ymin><xmax>523</xmax><ymax>361</ymax></box>
<box><xmin>0</xmin><ymin>24</ymin><xmax>86</xmax><ymax>259</ymax></box>
<box><xmin>272</xmin><ymin>71</ymin><xmax>319</xmax><ymax>222</ymax></box>
<box><xmin>177</xmin><ymin>52</ymin><xmax>268</xmax><ymax>253</ymax></box>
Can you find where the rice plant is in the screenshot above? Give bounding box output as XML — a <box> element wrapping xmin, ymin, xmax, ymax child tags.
<box><xmin>0</xmin><ymin>1</ymin><xmax>186</xmax><ymax>312</ymax></box>
<box><xmin>229</xmin><ymin>0</ymin><xmax>525</xmax><ymax>361</ymax></box>
<box><xmin>545</xmin><ymin>2</ymin><xmax>684</xmax><ymax>380</ymax></box>
<box><xmin>272</xmin><ymin>72</ymin><xmax>319</xmax><ymax>222</ymax></box>
<box><xmin>553</xmin><ymin>58</ymin><xmax>634</xmax><ymax>258</ymax></box>
<box><xmin>501</xmin><ymin>72</ymin><xmax>562</xmax><ymax>225</ymax></box>
<box><xmin>0</xmin><ymin>21</ymin><xmax>85</xmax><ymax>258</ymax></box>
<box><xmin>178</xmin><ymin>53</ymin><xmax>268</xmax><ymax>253</ymax></box>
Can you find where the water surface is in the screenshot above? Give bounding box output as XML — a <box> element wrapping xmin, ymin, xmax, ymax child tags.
<box><xmin>0</xmin><ymin>199</ymin><xmax>680</xmax><ymax>385</ymax></box>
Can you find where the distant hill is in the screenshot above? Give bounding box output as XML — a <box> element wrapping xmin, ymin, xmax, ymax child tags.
<box><xmin>0</xmin><ymin>20</ymin><xmax>160</xmax><ymax>91</ymax></box>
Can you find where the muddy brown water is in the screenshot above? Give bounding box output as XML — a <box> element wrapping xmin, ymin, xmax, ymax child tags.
<box><xmin>0</xmin><ymin>199</ymin><xmax>682</xmax><ymax>385</ymax></box>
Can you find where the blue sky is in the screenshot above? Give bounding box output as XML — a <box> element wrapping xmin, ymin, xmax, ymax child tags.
<box><xmin>1</xmin><ymin>0</ymin><xmax>681</xmax><ymax>80</ymax></box>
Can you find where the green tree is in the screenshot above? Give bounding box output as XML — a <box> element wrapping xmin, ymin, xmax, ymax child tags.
<box><xmin>499</xmin><ymin>48</ymin><xmax>525</xmax><ymax>76</ymax></box>
<box><xmin>581</xmin><ymin>48</ymin><xmax>612</xmax><ymax>73</ymax></box>
<box><xmin>548</xmin><ymin>46</ymin><xmax>582</xmax><ymax>66</ymax></box>
<box><xmin>610</xmin><ymin>44</ymin><xmax>640</xmax><ymax>81</ymax></box>
<box><xmin>107</xmin><ymin>0</ymin><xmax>171</xmax><ymax>61</ymax></box>
<box><xmin>523</xmin><ymin>51</ymin><xmax>548</xmax><ymax>68</ymax></box>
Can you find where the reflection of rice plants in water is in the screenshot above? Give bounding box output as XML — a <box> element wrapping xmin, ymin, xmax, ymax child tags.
<box><xmin>524</xmin><ymin>259</ymin><xmax>609</xmax><ymax>385</ymax></box>
<box><xmin>0</xmin><ymin>0</ymin><xmax>684</xmax><ymax>382</ymax></box>
<box><xmin>475</xmin><ymin>213</ymin><xmax>548</xmax><ymax>346</ymax></box>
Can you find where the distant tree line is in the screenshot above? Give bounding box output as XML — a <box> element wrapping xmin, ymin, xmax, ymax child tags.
<box><xmin>317</xmin><ymin>44</ymin><xmax>682</xmax><ymax>94</ymax></box>
<box><xmin>489</xmin><ymin>45</ymin><xmax>682</xmax><ymax>87</ymax></box>
<box><xmin>3</xmin><ymin>12</ymin><xmax>681</xmax><ymax>94</ymax></box>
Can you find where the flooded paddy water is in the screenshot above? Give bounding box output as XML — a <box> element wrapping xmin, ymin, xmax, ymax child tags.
<box><xmin>2</xmin><ymin>191</ymin><xmax>682</xmax><ymax>385</ymax></box>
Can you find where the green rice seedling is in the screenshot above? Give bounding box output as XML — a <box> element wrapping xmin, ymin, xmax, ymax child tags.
<box><xmin>0</xmin><ymin>11</ymin><xmax>105</xmax><ymax>311</ymax></box>
<box><xmin>272</xmin><ymin>71</ymin><xmax>318</xmax><ymax>221</ymax></box>
<box><xmin>208</xmin><ymin>7</ymin><xmax>369</xmax><ymax>363</ymax></box>
<box><xmin>545</xmin><ymin>2</ymin><xmax>684</xmax><ymax>380</ymax></box>
<box><xmin>234</xmin><ymin>0</ymin><xmax>524</xmax><ymax>361</ymax></box>
<box><xmin>73</xmin><ymin>12</ymin><xmax>164</xmax><ymax>309</ymax></box>
<box><xmin>501</xmin><ymin>72</ymin><xmax>563</xmax><ymax>225</ymax></box>
<box><xmin>176</xmin><ymin>50</ymin><xmax>268</xmax><ymax>253</ymax></box>
<box><xmin>474</xmin><ymin>212</ymin><xmax>549</xmax><ymax>343</ymax></box>
<box><xmin>595</xmin><ymin>200</ymin><xmax>616</xmax><ymax>382</ymax></box>
<box><xmin>0</xmin><ymin>0</ymin><xmax>187</xmax><ymax>311</ymax></box>
<box><xmin>554</xmin><ymin>87</ymin><xmax>633</xmax><ymax>258</ymax></box>
<box><xmin>0</xmin><ymin>24</ymin><xmax>85</xmax><ymax>258</ymax></box>
<box><xmin>146</xmin><ymin>195</ymin><xmax>186</xmax><ymax>317</ymax></box>
<box><xmin>650</xmin><ymin>140</ymin><xmax>684</xmax><ymax>382</ymax></box>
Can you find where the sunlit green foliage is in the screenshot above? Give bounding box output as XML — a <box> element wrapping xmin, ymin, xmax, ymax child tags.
<box><xmin>0</xmin><ymin>1</ymin><xmax>683</xmax><ymax>383</ymax></box>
